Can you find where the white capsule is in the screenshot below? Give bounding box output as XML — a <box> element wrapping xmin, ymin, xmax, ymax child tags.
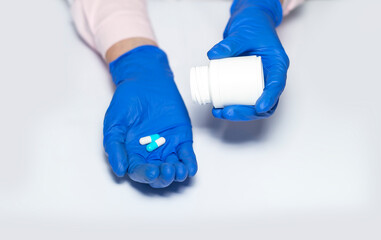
<box><xmin>139</xmin><ymin>134</ymin><xmax>160</xmax><ymax>145</ymax></box>
<box><xmin>146</xmin><ymin>137</ymin><xmax>166</xmax><ymax>152</ymax></box>
<box><xmin>156</xmin><ymin>137</ymin><xmax>166</xmax><ymax>146</ymax></box>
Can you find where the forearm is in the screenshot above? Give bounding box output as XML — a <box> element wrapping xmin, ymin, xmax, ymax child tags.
<box><xmin>69</xmin><ymin>0</ymin><xmax>156</xmax><ymax>60</ymax></box>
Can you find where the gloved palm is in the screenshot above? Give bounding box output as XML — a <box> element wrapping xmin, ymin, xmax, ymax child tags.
<box><xmin>103</xmin><ymin>46</ymin><xmax>197</xmax><ymax>188</ymax></box>
<box><xmin>208</xmin><ymin>0</ymin><xmax>289</xmax><ymax>121</ymax></box>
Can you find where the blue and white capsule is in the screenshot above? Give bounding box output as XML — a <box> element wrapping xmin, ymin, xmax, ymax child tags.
<box><xmin>146</xmin><ymin>137</ymin><xmax>166</xmax><ymax>152</ymax></box>
<box><xmin>139</xmin><ymin>134</ymin><xmax>160</xmax><ymax>145</ymax></box>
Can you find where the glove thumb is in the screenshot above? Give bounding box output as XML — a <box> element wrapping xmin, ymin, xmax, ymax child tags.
<box><xmin>207</xmin><ymin>36</ymin><xmax>243</xmax><ymax>60</ymax></box>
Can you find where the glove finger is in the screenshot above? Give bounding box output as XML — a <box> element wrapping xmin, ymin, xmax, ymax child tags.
<box><xmin>255</xmin><ymin>71</ymin><xmax>286</xmax><ymax>113</ymax></box>
<box><xmin>207</xmin><ymin>35</ymin><xmax>244</xmax><ymax>60</ymax></box>
<box><xmin>212</xmin><ymin>105</ymin><xmax>270</xmax><ymax>121</ymax></box>
<box><xmin>212</xmin><ymin>108</ymin><xmax>223</xmax><ymax>119</ymax></box>
<box><xmin>103</xmin><ymin>127</ymin><xmax>128</xmax><ymax>177</ymax></box>
<box><xmin>166</xmin><ymin>154</ymin><xmax>188</xmax><ymax>182</ymax></box>
<box><xmin>149</xmin><ymin>163</ymin><xmax>176</xmax><ymax>188</ymax></box>
<box><xmin>177</xmin><ymin>142</ymin><xmax>198</xmax><ymax>177</ymax></box>
<box><xmin>105</xmin><ymin>142</ymin><xmax>128</xmax><ymax>177</ymax></box>
<box><xmin>127</xmin><ymin>154</ymin><xmax>159</xmax><ymax>184</ymax></box>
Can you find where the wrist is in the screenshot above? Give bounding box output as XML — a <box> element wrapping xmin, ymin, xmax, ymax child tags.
<box><xmin>106</xmin><ymin>38</ymin><xmax>157</xmax><ymax>63</ymax></box>
<box><xmin>109</xmin><ymin>45</ymin><xmax>170</xmax><ymax>86</ymax></box>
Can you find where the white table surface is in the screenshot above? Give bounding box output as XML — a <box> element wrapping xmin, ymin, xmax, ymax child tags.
<box><xmin>0</xmin><ymin>0</ymin><xmax>380</xmax><ymax>239</ymax></box>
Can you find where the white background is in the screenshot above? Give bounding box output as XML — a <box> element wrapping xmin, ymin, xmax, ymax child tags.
<box><xmin>0</xmin><ymin>0</ymin><xmax>380</xmax><ymax>239</ymax></box>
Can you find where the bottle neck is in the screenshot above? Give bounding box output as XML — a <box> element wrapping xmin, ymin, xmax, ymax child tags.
<box><xmin>190</xmin><ymin>65</ymin><xmax>211</xmax><ymax>105</ymax></box>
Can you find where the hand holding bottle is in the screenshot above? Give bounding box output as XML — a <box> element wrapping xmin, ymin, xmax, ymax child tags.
<box><xmin>208</xmin><ymin>0</ymin><xmax>289</xmax><ymax>121</ymax></box>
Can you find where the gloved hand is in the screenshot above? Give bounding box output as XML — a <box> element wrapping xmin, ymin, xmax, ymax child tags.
<box><xmin>103</xmin><ymin>45</ymin><xmax>198</xmax><ymax>188</ymax></box>
<box><xmin>208</xmin><ymin>0</ymin><xmax>289</xmax><ymax>121</ymax></box>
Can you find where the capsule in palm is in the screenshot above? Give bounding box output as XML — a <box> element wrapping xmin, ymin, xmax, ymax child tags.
<box><xmin>146</xmin><ymin>137</ymin><xmax>166</xmax><ymax>152</ymax></box>
<box><xmin>139</xmin><ymin>134</ymin><xmax>160</xmax><ymax>145</ymax></box>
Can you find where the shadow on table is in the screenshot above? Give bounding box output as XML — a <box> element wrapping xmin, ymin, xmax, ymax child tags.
<box><xmin>125</xmin><ymin>176</ymin><xmax>195</xmax><ymax>197</ymax></box>
<box><xmin>191</xmin><ymin>105</ymin><xmax>281</xmax><ymax>144</ymax></box>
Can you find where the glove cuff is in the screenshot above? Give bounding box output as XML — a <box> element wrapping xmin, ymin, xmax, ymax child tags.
<box><xmin>231</xmin><ymin>0</ymin><xmax>283</xmax><ymax>27</ymax></box>
<box><xmin>109</xmin><ymin>45</ymin><xmax>170</xmax><ymax>86</ymax></box>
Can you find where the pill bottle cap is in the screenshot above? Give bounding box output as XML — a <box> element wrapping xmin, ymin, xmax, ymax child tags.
<box><xmin>190</xmin><ymin>66</ymin><xmax>211</xmax><ymax>105</ymax></box>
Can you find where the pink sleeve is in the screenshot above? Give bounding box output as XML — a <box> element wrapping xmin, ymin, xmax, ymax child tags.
<box><xmin>69</xmin><ymin>0</ymin><xmax>156</xmax><ymax>59</ymax></box>
<box><xmin>282</xmin><ymin>0</ymin><xmax>305</xmax><ymax>16</ymax></box>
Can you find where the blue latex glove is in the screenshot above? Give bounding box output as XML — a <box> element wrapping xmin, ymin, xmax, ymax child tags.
<box><xmin>208</xmin><ymin>0</ymin><xmax>289</xmax><ymax>121</ymax></box>
<box><xmin>103</xmin><ymin>46</ymin><xmax>198</xmax><ymax>188</ymax></box>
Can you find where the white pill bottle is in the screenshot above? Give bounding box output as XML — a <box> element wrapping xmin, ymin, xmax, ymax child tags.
<box><xmin>190</xmin><ymin>55</ymin><xmax>264</xmax><ymax>108</ymax></box>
